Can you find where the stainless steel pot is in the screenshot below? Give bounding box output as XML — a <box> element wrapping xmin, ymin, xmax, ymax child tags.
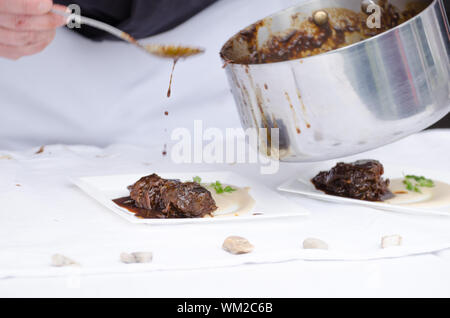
<box><xmin>221</xmin><ymin>0</ymin><xmax>450</xmax><ymax>162</ymax></box>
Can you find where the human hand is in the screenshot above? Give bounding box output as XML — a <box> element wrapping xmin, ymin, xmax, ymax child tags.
<box><xmin>0</xmin><ymin>0</ymin><xmax>66</xmax><ymax>60</ymax></box>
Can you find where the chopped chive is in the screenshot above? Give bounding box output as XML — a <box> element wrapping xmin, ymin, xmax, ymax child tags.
<box><xmin>208</xmin><ymin>180</ymin><xmax>236</xmax><ymax>194</ymax></box>
<box><xmin>403</xmin><ymin>175</ymin><xmax>433</xmax><ymax>193</ymax></box>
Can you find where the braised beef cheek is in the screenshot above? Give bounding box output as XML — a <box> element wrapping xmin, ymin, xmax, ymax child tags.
<box><xmin>311</xmin><ymin>160</ymin><xmax>394</xmax><ymax>202</ymax></box>
<box><xmin>128</xmin><ymin>174</ymin><xmax>217</xmax><ymax>218</ymax></box>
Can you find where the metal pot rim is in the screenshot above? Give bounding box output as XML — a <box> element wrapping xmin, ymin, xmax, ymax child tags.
<box><xmin>221</xmin><ymin>0</ymin><xmax>438</xmax><ymax>67</ymax></box>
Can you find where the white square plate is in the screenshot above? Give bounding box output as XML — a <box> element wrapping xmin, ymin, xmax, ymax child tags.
<box><xmin>72</xmin><ymin>171</ymin><xmax>310</xmax><ymax>224</ymax></box>
<box><xmin>278</xmin><ymin>163</ymin><xmax>450</xmax><ymax>217</ymax></box>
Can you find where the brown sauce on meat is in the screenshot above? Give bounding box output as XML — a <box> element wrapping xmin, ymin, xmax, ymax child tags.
<box><xmin>113</xmin><ymin>196</ymin><xmax>167</xmax><ymax>219</ymax></box>
<box><xmin>118</xmin><ymin>174</ymin><xmax>217</xmax><ymax>219</ymax></box>
<box><xmin>312</xmin><ymin>160</ymin><xmax>394</xmax><ymax>202</ymax></box>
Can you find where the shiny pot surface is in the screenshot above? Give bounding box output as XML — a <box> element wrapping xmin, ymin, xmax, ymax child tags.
<box><xmin>221</xmin><ymin>0</ymin><xmax>450</xmax><ymax>162</ymax></box>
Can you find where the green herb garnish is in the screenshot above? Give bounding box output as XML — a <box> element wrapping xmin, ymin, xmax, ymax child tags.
<box><xmin>193</xmin><ymin>177</ymin><xmax>237</xmax><ymax>194</ymax></box>
<box><xmin>210</xmin><ymin>181</ymin><xmax>236</xmax><ymax>194</ymax></box>
<box><xmin>193</xmin><ymin>176</ymin><xmax>202</xmax><ymax>184</ymax></box>
<box><xmin>224</xmin><ymin>186</ymin><xmax>236</xmax><ymax>193</ymax></box>
<box><xmin>403</xmin><ymin>179</ymin><xmax>421</xmax><ymax>193</ymax></box>
<box><xmin>403</xmin><ymin>175</ymin><xmax>434</xmax><ymax>193</ymax></box>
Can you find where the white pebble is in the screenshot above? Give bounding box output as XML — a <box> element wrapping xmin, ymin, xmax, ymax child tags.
<box><xmin>381</xmin><ymin>235</ymin><xmax>403</xmax><ymax>249</ymax></box>
<box><xmin>120</xmin><ymin>252</ymin><xmax>153</xmax><ymax>264</ymax></box>
<box><xmin>222</xmin><ymin>236</ymin><xmax>254</xmax><ymax>255</ymax></box>
<box><xmin>303</xmin><ymin>238</ymin><xmax>329</xmax><ymax>250</ymax></box>
<box><xmin>51</xmin><ymin>254</ymin><xmax>79</xmax><ymax>267</ymax></box>
<box><xmin>120</xmin><ymin>252</ymin><xmax>135</xmax><ymax>264</ymax></box>
<box><xmin>132</xmin><ymin>252</ymin><xmax>153</xmax><ymax>263</ymax></box>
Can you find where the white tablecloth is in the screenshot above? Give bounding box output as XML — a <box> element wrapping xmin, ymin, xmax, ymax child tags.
<box><xmin>0</xmin><ymin>130</ymin><xmax>450</xmax><ymax>297</ymax></box>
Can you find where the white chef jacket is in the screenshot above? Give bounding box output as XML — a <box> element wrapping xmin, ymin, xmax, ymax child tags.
<box><xmin>0</xmin><ymin>0</ymin><xmax>302</xmax><ymax>150</ymax></box>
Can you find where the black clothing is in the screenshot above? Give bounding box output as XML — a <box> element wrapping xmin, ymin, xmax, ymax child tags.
<box><xmin>55</xmin><ymin>0</ymin><xmax>218</xmax><ymax>41</ymax></box>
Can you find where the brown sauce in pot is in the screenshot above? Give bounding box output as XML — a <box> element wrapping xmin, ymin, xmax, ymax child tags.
<box><xmin>221</xmin><ymin>1</ymin><xmax>429</xmax><ymax>64</ymax></box>
<box><xmin>113</xmin><ymin>196</ymin><xmax>167</xmax><ymax>219</ymax></box>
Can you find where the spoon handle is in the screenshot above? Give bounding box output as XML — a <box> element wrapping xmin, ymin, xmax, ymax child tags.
<box><xmin>51</xmin><ymin>8</ymin><xmax>205</xmax><ymax>60</ymax></box>
<box><xmin>51</xmin><ymin>9</ymin><xmax>145</xmax><ymax>49</ymax></box>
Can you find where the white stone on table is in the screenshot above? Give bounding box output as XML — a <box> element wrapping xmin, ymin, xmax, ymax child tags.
<box><xmin>303</xmin><ymin>238</ymin><xmax>329</xmax><ymax>250</ymax></box>
<box><xmin>51</xmin><ymin>254</ymin><xmax>79</xmax><ymax>267</ymax></box>
<box><xmin>120</xmin><ymin>252</ymin><xmax>153</xmax><ymax>264</ymax></box>
<box><xmin>381</xmin><ymin>235</ymin><xmax>403</xmax><ymax>249</ymax></box>
<box><xmin>222</xmin><ymin>236</ymin><xmax>254</xmax><ymax>255</ymax></box>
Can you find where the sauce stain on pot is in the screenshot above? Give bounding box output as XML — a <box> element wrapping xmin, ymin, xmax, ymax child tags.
<box><xmin>285</xmin><ymin>92</ymin><xmax>301</xmax><ymax>134</ymax></box>
<box><xmin>295</xmin><ymin>89</ymin><xmax>311</xmax><ymax>128</ymax></box>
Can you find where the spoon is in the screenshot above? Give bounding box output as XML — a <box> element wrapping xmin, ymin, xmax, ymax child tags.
<box><xmin>52</xmin><ymin>9</ymin><xmax>205</xmax><ymax>60</ymax></box>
